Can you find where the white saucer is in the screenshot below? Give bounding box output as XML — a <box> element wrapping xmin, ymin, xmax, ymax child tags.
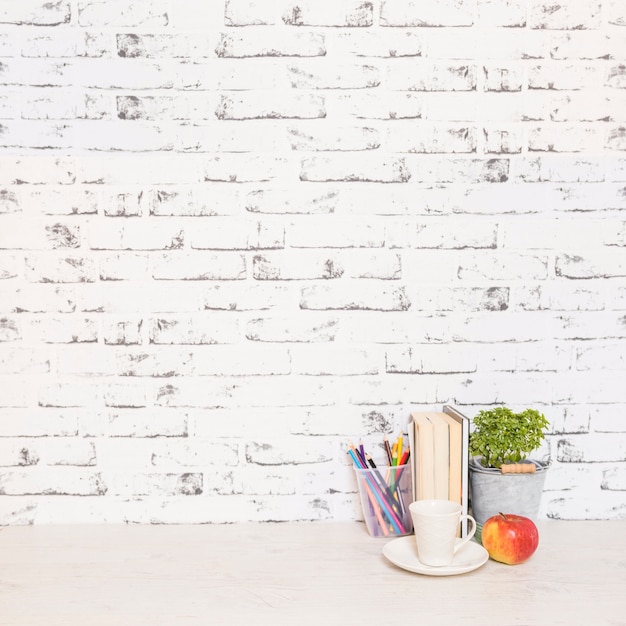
<box><xmin>382</xmin><ymin>536</ymin><xmax>489</xmax><ymax>576</ymax></box>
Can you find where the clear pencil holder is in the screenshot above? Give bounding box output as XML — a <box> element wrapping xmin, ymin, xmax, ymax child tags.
<box><xmin>354</xmin><ymin>463</ymin><xmax>413</xmax><ymax>538</ymax></box>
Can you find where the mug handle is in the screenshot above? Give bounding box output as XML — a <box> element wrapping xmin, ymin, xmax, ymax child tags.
<box><xmin>453</xmin><ymin>514</ymin><xmax>477</xmax><ymax>554</ymax></box>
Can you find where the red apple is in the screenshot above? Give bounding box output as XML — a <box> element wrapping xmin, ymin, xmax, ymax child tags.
<box><xmin>481</xmin><ymin>512</ymin><xmax>539</xmax><ymax>565</ymax></box>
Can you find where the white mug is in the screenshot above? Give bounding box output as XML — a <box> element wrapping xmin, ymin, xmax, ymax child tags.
<box><xmin>409</xmin><ymin>499</ymin><xmax>476</xmax><ymax>567</ymax></box>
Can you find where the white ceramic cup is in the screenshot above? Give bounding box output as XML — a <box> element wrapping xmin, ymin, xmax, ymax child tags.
<box><xmin>409</xmin><ymin>499</ymin><xmax>476</xmax><ymax>567</ymax></box>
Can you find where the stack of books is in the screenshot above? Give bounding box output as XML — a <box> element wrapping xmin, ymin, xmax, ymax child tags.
<box><xmin>407</xmin><ymin>405</ymin><xmax>471</xmax><ymax>537</ymax></box>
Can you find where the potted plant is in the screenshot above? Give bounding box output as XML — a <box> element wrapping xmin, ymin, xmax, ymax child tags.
<box><xmin>468</xmin><ymin>406</ymin><xmax>550</xmax><ymax>528</ymax></box>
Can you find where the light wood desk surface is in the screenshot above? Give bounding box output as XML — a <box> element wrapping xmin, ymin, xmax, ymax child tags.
<box><xmin>1</xmin><ymin>521</ymin><xmax>625</xmax><ymax>626</ymax></box>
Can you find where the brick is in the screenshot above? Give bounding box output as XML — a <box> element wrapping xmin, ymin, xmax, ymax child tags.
<box><xmin>282</xmin><ymin>1</ymin><xmax>373</xmax><ymax>27</ymax></box>
<box><xmin>412</xmin><ymin>157</ymin><xmax>509</xmax><ymax>183</ymax></box>
<box><xmin>88</xmin><ymin>221</ymin><xmax>184</xmax><ymax>251</ymax></box>
<box><xmin>0</xmin><ymin>58</ymin><xmax>74</xmax><ymax>87</ymax></box>
<box><xmin>386</xmin><ymin>124</ymin><xmax>476</xmax><ymax>153</ymax></box>
<box><xmin>452</xmin><ymin>311</ymin><xmax>552</xmax><ymax>342</ymax></box>
<box><xmin>24</xmin><ymin>254</ymin><xmax>96</xmax><ymax>283</ymax></box>
<box><xmin>301</xmin><ymin>155</ymin><xmax>410</xmax><ymax>183</ymax></box>
<box><xmin>0</xmin><ymin>347</ymin><xmax>51</xmax><ymax>374</ymax></box>
<box><xmin>475</xmin><ymin>342</ymin><xmax>571</xmax><ymax>372</ymax></box>
<box><xmin>0</xmin><ymin>189</ymin><xmax>19</xmax><ymax>213</ymax></box>
<box><xmin>216</xmin><ymin>92</ymin><xmax>325</xmax><ymax>120</ymax></box>
<box><xmin>216</xmin><ymin>30</ymin><xmax>326</xmax><ymax>58</ymax></box>
<box><xmin>21</xmin><ymin>31</ymin><xmax>110</xmax><ymax>58</ymax></box>
<box><xmin>548</xmin><ymin>406</ymin><xmax>591</xmax><ymax>434</ymax></box>
<box><xmin>152</xmin><ymin>252</ymin><xmax>247</xmax><ymax>281</ymax></box>
<box><xmin>0</xmin><ymin>409</ymin><xmax>78</xmax><ymax>436</ymax></box>
<box><xmin>342</xmin><ymin>313</ymin><xmax>450</xmax><ymax>343</ymax></box>
<box><xmin>150</xmin><ymin>439</ymin><xmax>239</xmax><ymax>467</ymax></box>
<box><xmin>178</xmin><ymin>60</ymin><xmax>288</xmax><ymax>91</ymax></box>
<box><xmin>410</xmin><ymin>286</ymin><xmax>509</xmax><ymax>312</ymax></box>
<box><xmin>528</xmin><ymin>126</ymin><xmax>603</xmax><ymax>153</ymax></box>
<box><xmin>190</xmin><ymin>219</ymin><xmax>284</xmax><ymax>250</ymax></box>
<box><xmin>381</xmin><ymin>0</ymin><xmax>474</xmax><ymax>26</ymax></box>
<box><xmin>0</xmin><ymin>284</ymin><xmax>75</xmax><ymax>314</ymax></box>
<box><xmin>482</xmin><ymin>64</ymin><xmax>524</xmax><ymax>92</ymax></box>
<box><xmin>529</xmin><ymin>1</ymin><xmax>601</xmax><ymax>30</ymax></box>
<box><xmin>55</xmin><ymin>345</ymin><xmax>111</xmax><ymax>375</ymax></box>
<box><xmin>149</xmin><ymin>316</ymin><xmax>240</xmax><ymax>345</ymax></box>
<box><xmin>501</xmin><ymin>218</ymin><xmax>609</xmax><ymax>249</ymax></box>
<box><xmin>177</xmin><ymin>122</ymin><xmax>286</xmax><ymax>153</ymax></box>
<box><xmin>0</xmin><ymin>252</ymin><xmax>20</xmax><ymax>280</ymax></box>
<box><xmin>556</xmin><ymin>251</ymin><xmax>626</xmax><ymax>279</ymax></box>
<box><xmin>607</xmin><ymin>127</ymin><xmax>626</xmax><ymax>151</ymax></box>
<box><xmin>27</xmin><ymin>317</ymin><xmax>98</xmax><ymax>344</ymax></box>
<box><xmin>386</xmin><ymin>345</ymin><xmax>476</xmax><ymax>374</ymax></box>
<box><xmin>593</xmin><ymin>405</ymin><xmax>626</xmax><ymax>433</ymax></box>
<box><xmin>202</xmin><ymin>283</ymin><xmax>293</xmax><ymax>311</ymax></box>
<box><xmin>103</xmin><ymin>383</ymin><xmax>147</xmax><ymax>408</ymax></box>
<box><xmin>77</xmin><ymin>1</ymin><xmax>168</xmax><ymax>27</ymax></box>
<box><xmin>0</xmin><ymin>1</ymin><xmax>70</xmax><ymax>25</ymax></box>
<box><xmin>20</xmin><ymin>90</ymin><xmax>110</xmax><ymax>120</ymax></box>
<box><xmin>193</xmin><ymin>345</ymin><xmax>291</xmax><ymax>376</ymax></box>
<box><xmin>340</xmin><ymin>250</ymin><xmax>402</xmax><ymax>279</ymax></box>
<box><xmin>288</xmin><ymin>63</ymin><xmax>379</xmax><ymax>89</ymax></box>
<box><xmin>528</xmin><ymin>63</ymin><xmax>602</xmax><ymax>90</ymax></box>
<box><xmin>331</xmin><ymin>91</ymin><xmax>424</xmax><ymax>120</ymax></box>
<box><xmin>148</xmin><ymin>186</ymin><xmax>241</xmax><ymax>217</ymax></box>
<box><xmin>103</xmin><ymin>472</ymin><xmax>202</xmax><ymax>496</ymax></box>
<box><xmin>39</xmin><ymin>382</ymin><xmax>99</xmax><ymax>407</ymax></box>
<box><xmin>99</xmin><ymin>253</ymin><xmax>150</xmax><ymax>281</ymax></box>
<box><xmin>549</xmin><ymin>94</ymin><xmax>619</xmax><ymax>123</ymax></box>
<box><xmin>387</xmin><ymin>61</ymin><xmax>477</xmax><ymax>91</ymax></box>
<box><xmin>0</xmin><ymin>317</ymin><xmax>20</xmax><ymax>341</ymax></box>
<box><xmin>246</xmin><ymin>439</ymin><xmax>334</xmax><ymax>465</ymax></box>
<box><xmin>0</xmin><ymin>32</ymin><xmax>17</xmax><ymax>56</ymax></box>
<box><xmin>77</xmin><ymin>59</ymin><xmax>174</xmax><ymax>90</ymax></box>
<box><xmin>246</xmin><ymin>316</ymin><xmax>339</xmax><ymax>342</ymax></box>
<box><xmin>330</xmin><ymin>30</ymin><xmax>424</xmax><ymax>58</ymax></box>
<box><xmin>300</xmin><ymin>283</ymin><xmax>410</xmax><ymax>311</ymax></box>
<box><xmin>200</xmin><ymin>155</ymin><xmax>289</xmax><ymax>183</ymax></box>
<box><xmin>0</xmin><ymin>438</ymin><xmax>96</xmax><ymax>466</ymax></box>
<box><xmin>0</xmin><ymin>120</ymin><xmax>75</xmax><ymax>149</ymax></box>
<box><xmin>0</xmin><ymin>469</ymin><xmax>106</xmax><ymax>495</ymax></box>
<box><xmin>103</xmin><ymin>192</ymin><xmax>144</xmax><ymax>218</ymax></box>
<box><xmin>291</xmin><ymin>345</ymin><xmax>379</xmax><ymax>375</ymax></box>
<box><xmin>387</xmin><ymin>219</ymin><xmax>496</xmax><ymax>249</ymax></box>
<box><xmin>555</xmin><ymin>312</ymin><xmax>626</xmax><ymax>340</ymax></box>
<box><xmin>102</xmin><ymin>319</ymin><xmax>143</xmax><ymax>346</ymax></box>
<box><xmin>245</xmin><ymin>187</ymin><xmax>338</xmax><ymax>215</ymax></box>
<box><xmin>607</xmin><ymin>0</ymin><xmax>626</xmax><ymax>26</ymax></box>
<box><xmin>458</xmin><ymin>252</ymin><xmax>548</xmax><ymax>280</ymax></box>
<box><xmin>76</xmin><ymin>120</ymin><xmax>174</xmax><ymax>152</ymax></box>
<box><xmin>225</xmin><ymin>0</ymin><xmax>278</xmax><ymax>26</ymax></box>
<box><xmin>558</xmin><ymin>435</ymin><xmax>626</xmax><ymax>463</ymax></box>
<box><xmin>549</xmin><ymin>31</ymin><xmax>626</xmax><ymax>60</ymax></box>
<box><xmin>602</xmin><ymin>467</ymin><xmax>626</xmax><ymax>490</ymax></box>
<box><xmin>0</xmin><ymin>216</ymin><xmax>80</xmax><ymax>250</ymax></box>
<box><xmin>483</xmin><ymin>126</ymin><xmax>523</xmax><ymax>154</ymax></box>
<box><xmin>253</xmin><ymin>252</ymin><xmax>344</xmax><ymax>280</ymax></box>
<box><xmin>515</xmin><ymin>282</ymin><xmax>606</xmax><ymax>312</ymax></box>
<box><xmin>288</xmin><ymin>125</ymin><xmax>380</xmax><ymax>151</ymax></box>
<box><xmin>477</xmin><ymin>0</ymin><xmax>526</xmax><ymax>26</ymax></box>
<box><xmin>81</xmin><ymin>408</ymin><xmax>187</xmax><ymax>438</ymax></box>
<box><xmin>0</xmin><ymin>91</ymin><xmax>17</xmax><ymax>118</ymax></box>
<box><xmin>287</xmin><ymin>219</ymin><xmax>384</xmax><ymax>248</ymax></box>
<box><xmin>577</xmin><ymin>343</ymin><xmax>626</xmax><ymax>370</ymax></box>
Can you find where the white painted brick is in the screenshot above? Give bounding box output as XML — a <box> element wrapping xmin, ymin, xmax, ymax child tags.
<box><xmin>386</xmin><ymin>124</ymin><xmax>477</xmax><ymax>153</ymax></box>
<box><xmin>0</xmin><ymin>120</ymin><xmax>74</xmax><ymax>149</ymax></box>
<box><xmin>387</xmin><ymin>61</ymin><xmax>477</xmax><ymax>91</ymax></box>
<box><xmin>514</xmin><ymin>283</ymin><xmax>606</xmax><ymax>312</ymax></box>
<box><xmin>245</xmin><ymin>187</ymin><xmax>338</xmax><ymax>215</ymax></box>
<box><xmin>301</xmin><ymin>155</ymin><xmax>410</xmax><ymax>183</ymax></box>
<box><xmin>202</xmin><ymin>283</ymin><xmax>294</xmax><ymax>311</ymax></box>
<box><xmin>20</xmin><ymin>89</ymin><xmax>110</xmax><ymax>120</ymax></box>
<box><xmin>151</xmin><ymin>251</ymin><xmax>247</xmax><ymax>281</ymax></box>
<box><xmin>216</xmin><ymin>30</ymin><xmax>326</xmax><ymax>58</ymax></box>
<box><xmin>25</xmin><ymin>254</ymin><xmax>97</xmax><ymax>282</ymax></box>
<box><xmin>554</xmin><ymin>312</ymin><xmax>626</xmax><ymax>340</ymax></box>
<box><xmin>477</xmin><ymin>0</ymin><xmax>526</xmax><ymax>26</ymax></box>
<box><xmin>0</xmin><ymin>157</ymin><xmax>75</xmax><ymax>185</ymax></box>
<box><xmin>290</xmin><ymin>345</ymin><xmax>380</xmax><ymax>375</ymax></box>
<box><xmin>88</xmin><ymin>220</ymin><xmax>184</xmax><ymax>251</ymax></box>
<box><xmin>102</xmin><ymin>318</ymin><xmax>143</xmax><ymax>345</ymax></box>
<box><xmin>329</xmin><ymin>30</ymin><xmax>424</xmax><ymax>58</ymax></box>
<box><xmin>501</xmin><ymin>218</ymin><xmax>611</xmax><ymax>249</ymax></box>
<box><xmin>452</xmin><ymin>312</ymin><xmax>554</xmax><ymax>342</ymax></box>
<box><xmin>0</xmin><ymin>215</ymin><xmax>80</xmax><ymax>249</ymax></box>
<box><xmin>410</xmin><ymin>285</ymin><xmax>509</xmax><ymax>312</ymax></box>
<box><xmin>474</xmin><ymin>342</ymin><xmax>572</xmax><ymax>373</ymax></box>
<box><xmin>20</xmin><ymin>31</ymin><xmax>110</xmax><ymax>58</ymax></box>
<box><xmin>38</xmin><ymin>381</ymin><xmax>100</xmax><ymax>408</ymax></box>
<box><xmin>103</xmin><ymin>382</ymin><xmax>147</xmax><ymax>408</ymax></box>
<box><xmin>577</xmin><ymin>342</ymin><xmax>626</xmax><ymax>371</ymax></box>
<box><xmin>287</xmin><ymin>218</ymin><xmax>384</xmax><ymax>248</ymax></box>
<box><xmin>27</xmin><ymin>317</ymin><xmax>98</xmax><ymax>344</ymax></box>
<box><xmin>235</xmin><ymin>466</ymin><xmax>296</xmax><ymax>496</ymax></box>
<box><xmin>176</xmin><ymin>122</ymin><xmax>287</xmax><ymax>153</ymax></box>
<box><xmin>0</xmin><ymin>438</ymin><xmax>96</xmax><ymax>466</ymax></box>
<box><xmin>0</xmin><ymin>284</ymin><xmax>75</xmax><ymax>314</ymax></box>
<box><xmin>225</xmin><ymin>0</ymin><xmax>278</xmax><ymax>26</ymax></box>
<box><xmin>0</xmin><ymin>91</ymin><xmax>17</xmax><ymax>118</ymax></box>
<box><xmin>179</xmin><ymin>60</ymin><xmax>290</xmax><ymax>91</ymax></box>
<box><xmin>483</xmin><ymin>126</ymin><xmax>524</xmax><ymax>154</ymax></box>
<box><xmin>77</xmin><ymin>1</ymin><xmax>169</xmax><ymax>27</ymax></box>
<box><xmin>56</xmin><ymin>345</ymin><xmax>112</xmax><ymax>375</ymax></box>
<box><xmin>330</xmin><ymin>91</ymin><xmax>423</xmax><ymax>120</ymax></box>
<box><xmin>216</xmin><ymin>92</ymin><xmax>326</xmax><ymax>120</ymax></box>
<box><xmin>253</xmin><ymin>251</ymin><xmax>344</xmax><ymax>280</ymax></box>
<box><xmin>529</xmin><ymin>125</ymin><xmax>604</xmax><ymax>152</ymax></box>
<box><xmin>0</xmin><ymin>58</ymin><xmax>74</xmax><ymax>86</ymax></box>
<box><xmin>149</xmin><ymin>315</ymin><xmax>240</xmax><ymax>345</ymax></box>
<box><xmin>300</xmin><ymin>282</ymin><xmax>410</xmax><ymax>311</ymax></box>
<box><xmin>341</xmin><ymin>250</ymin><xmax>402</xmax><ymax>279</ymax></box>
<box><xmin>0</xmin><ymin>316</ymin><xmax>20</xmax><ymax>341</ymax></box>
<box><xmin>0</xmin><ymin>1</ymin><xmax>70</xmax><ymax>25</ymax></box>
<box><xmin>245</xmin><ymin>437</ymin><xmax>334</xmax><ymax>465</ymax></box>
<box><xmin>411</xmin><ymin>157</ymin><xmax>509</xmax><ymax>183</ymax></box>
<box><xmin>80</xmin><ymin>408</ymin><xmax>187</xmax><ymax>438</ymax></box>
<box><xmin>200</xmin><ymin>155</ymin><xmax>290</xmax><ymax>183</ymax></box>
<box><xmin>0</xmin><ymin>409</ymin><xmax>78</xmax><ymax>436</ymax></box>
<box><xmin>556</xmin><ymin>251</ymin><xmax>626</xmax><ymax>279</ymax></box>
<box><xmin>288</xmin><ymin>62</ymin><xmax>380</xmax><ymax>89</ymax></box>
<box><xmin>458</xmin><ymin>252</ymin><xmax>548</xmax><ymax>280</ymax></box>
<box><xmin>483</xmin><ymin>63</ymin><xmax>524</xmax><ymax>92</ymax></box>
<box><xmin>550</xmin><ymin>93</ymin><xmax>626</xmax><ymax>123</ymax></box>
<box><xmin>381</xmin><ymin>0</ymin><xmax>474</xmax><ymax>26</ymax></box>
<box><xmin>77</xmin><ymin>120</ymin><xmax>173</xmax><ymax>152</ymax></box>
<box><xmin>18</xmin><ymin>187</ymin><xmax>98</xmax><ymax>215</ymax></box>
<box><xmin>0</xmin><ymin>32</ymin><xmax>17</xmax><ymax>56</ymax></box>
<box><xmin>116</xmin><ymin>33</ymin><xmax>207</xmax><ymax>59</ymax></box>
<box><xmin>339</xmin><ymin>312</ymin><xmax>451</xmax><ymax>343</ymax></box>
<box><xmin>528</xmin><ymin>1</ymin><xmax>601</xmax><ymax>30</ymax></box>
<box><xmin>0</xmin><ymin>347</ymin><xmax>51</xmax><ymax>374</ymax></box>
<box><xmin>529</xmin><ymin>63</ymin><xmax>603</xmax><ymax>91</ymax></box>
<box><xmin>288</xmin><ymin>124</ymin><xmax>380</xmax><ymax>152</ymax></box>
<box><xmin>282</xmin><ymin>0</ymin><xmax>373</xmax><ymax>27</ymax></box>
<box><xmin>191</xmin><ymin>345</ymin><xmax>291</xmax><ymax>376</ymax></box>
<box><xmin>76</xmin><ymin>58</ymin><xmax>173</xmax><ymax>90</ymax></box>
<box><xmin>0</xmin><ymin>469</ymin><xmax>105</xmax><ymax>495</ymax></box>
<box><xmin>190</xmin><ymin>218</ymin><xmax>284</xmax><ymax>250</ymax></box>
<box><xmin>246</xmin><ymin>315</ymin><xmax>339</xmax><ymax>342</ymax></box>
<box><xmin>550</xmin><ymin>31</ymin><xmax>626</xmax><ymax>60</ymax></box>
<box><xmin>387</xmin><ymin>219</ymin><xmax>496</xmax><ymax>249</ymax></box>
<box><xmin>601</xmin><ymin>467</ymin><xmax>626</xmax><ymax>490</ymax></box>
<box><xmin>147</xmin><ymin>186</ymin><xmax>242</xmax><ymax>217</ymax></box>
<box><xmin>592</xmin><ymin>405</ymin><xmax>626</xmax><ymax>433</ymax></box>
<box><xmin>558</xmin><ymin>434</ymin><xmax>626</xmax><ymax>463</ymax></box>
<box><xmin>98</xmin><ymin>252</ymin><xmax>149</xmax><ymax>281</ymax></box>
<box><xmin>513</xmin><ymin>156</ymin><xmax>606</xmax><ymax>182</ymax></box>
<box><xmin>103</xmin><ymin>472</ymin><xmax>202</xmax><ymax>496</ymax></box>
<box><xmin>385</xmin><ymin>344</ymin><xmax>476</xmax><ymax>374</ymax></box>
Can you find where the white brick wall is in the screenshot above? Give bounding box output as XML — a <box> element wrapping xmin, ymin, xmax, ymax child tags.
<box><xmin>0</xmin><ymin>0</ymin><xmax>625</xmax><ymax>525</ymax></box>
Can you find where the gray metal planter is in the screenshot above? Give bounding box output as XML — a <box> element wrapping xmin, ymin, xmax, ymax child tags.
<box><xmin>469</xmin><ymin>457</ymin><xmax>550</xmax><ymax>527</ymax></box>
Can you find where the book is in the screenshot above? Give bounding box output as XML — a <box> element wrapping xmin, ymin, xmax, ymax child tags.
<box><xmin>409</xmin><ymin>405</ymin><xmax>471</xmax><ymax>537</ymax></box>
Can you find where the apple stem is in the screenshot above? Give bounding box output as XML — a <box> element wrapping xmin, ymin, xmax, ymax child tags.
<box><xmin>499</xmin><ymin>512</ymin><xmax>509</xmax><ymax>521</ymax></box>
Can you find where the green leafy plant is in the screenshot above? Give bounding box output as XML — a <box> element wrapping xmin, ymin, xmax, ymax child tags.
<box><xmin>469</xmin><ymin>407</ymin><xmax>549</xmax><ymax>468</ymax></box>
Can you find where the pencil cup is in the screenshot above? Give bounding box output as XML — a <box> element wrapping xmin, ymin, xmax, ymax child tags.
<box><xmin>354</xmin><ymin>463</ymin><xmax>413</xmax><ymax>538</ymax></box>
